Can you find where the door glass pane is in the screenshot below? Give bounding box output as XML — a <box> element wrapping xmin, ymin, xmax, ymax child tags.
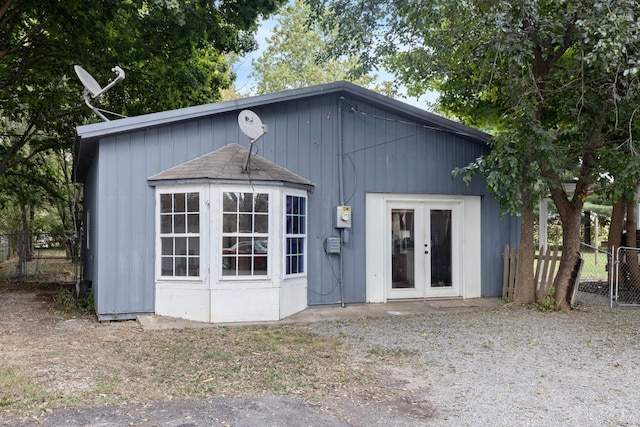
<box><xmin>391</xmin><ymin>209</ymin><xmax>415</xmax><ymax>289</ymax></box>
<box><xmin>431</xmin><ymin>209</ymin><xmax>452</xmax><ymax>287</ymax></box>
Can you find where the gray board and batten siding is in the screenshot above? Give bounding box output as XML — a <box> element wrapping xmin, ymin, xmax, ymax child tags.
<box><xmin>75</xmin><ymin>81</ymin><xmax>518</xmax><ymax>320</ymax></box>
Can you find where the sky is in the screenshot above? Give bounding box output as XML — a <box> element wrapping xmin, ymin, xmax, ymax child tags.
<box><xmin>232</xmin><ymin>16</ymin><xmax>438</xmax><ymax>110</ymax></box>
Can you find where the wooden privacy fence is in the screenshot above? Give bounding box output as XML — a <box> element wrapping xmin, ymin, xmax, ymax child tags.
<box><xmin>502</xmin><ymin>246</ymin><xmax>516</xmax><ymax>301</ymax></box>
<box><xmin>502</xmin><ymin>245</ymin><xmax>560</xmax><ymax>301</ymax></box>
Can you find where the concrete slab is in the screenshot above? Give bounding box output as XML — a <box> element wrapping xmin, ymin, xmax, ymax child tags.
<box><xmin>137</xmin><ymin>297</ymin><xmax>504</xmax><ymax>331</ymax></box>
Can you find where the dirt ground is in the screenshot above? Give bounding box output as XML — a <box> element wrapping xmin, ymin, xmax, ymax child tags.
<box><xmin>0</xmin><ymin>283</ymin><xmax>434</xmax><ymax>426</ymax></box>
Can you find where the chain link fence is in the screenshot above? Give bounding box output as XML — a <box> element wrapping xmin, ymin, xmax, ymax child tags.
<box><xmin>0</xmin><ymin>232</ymin><xmax>80</xmax><ymax>285</ymax></box>
<box><xmin>571</xmin><ymin>243</ymin><xmax>611</xmax><ymax>308</ymax></box>
<box><xmin>613</xmin><ymin>246</ymin><xmax>640</xmax><ymax>306</ymax></box>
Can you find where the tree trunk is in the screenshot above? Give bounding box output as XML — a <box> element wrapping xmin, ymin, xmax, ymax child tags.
<box><xmin>514</xmin><ymin>194</ymin><xmax>536</xmax><ymax>304</ymax></box>
<box><xmin>551</xmin><ymin>200</ymin><xmax>582</xmax><ymax>311</ymax></box>
<box><xmin>20</xmin><ymin>203</ymin><xmax>34</xmax><ymax>262</ymax></box>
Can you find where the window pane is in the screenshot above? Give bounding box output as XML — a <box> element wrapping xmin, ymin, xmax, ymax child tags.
<box><xmin>161</xmin><ymin>215</ymin><xmax>172</xmax><ymax>234</ymax></box>
<box><xmin>286</xmin><ymin>195</ymin><xmax>294</xmax><ymax>215</ymax></box>
<box><xmin>255</xmin><ymin>194</ymin><xmax>269</xmax><ymax>212</ymax></box>
<box><xmin>161</xmin><ymin>238</ymin><xmax>173</xmax><ymax>255</ymax></box>
<box><xmin>187</xmin><ymin>258</ymin><xmax>199</xmax><ymax>276</ymax></box>
<box><xmin>223</xmin><ymin>213</ymin><xmax>237</xmax><ymax>233</ymax></box>
<box><xmin>299</xmin><ymin>199</ymin><xmax>306</xmax><ymax>233</ymax></box>
<box><xmin>222</xmin><ymin>257</ymin><xmax>235</xmax><ymax>276</ymax></box>
<box><xmin>189</xmin><ymin>237</ymin><xmax>199</xmax><ymax>255</ymax></box>
<box><xmin>174</xmin><ymin>193</ymin><xmax>186</xmax><ymax>212</ymax></box>
<box><xmin>187</xmin><ymin>193</ymin><xmax>199</xmax><ymax>212</ymax></box>
<box><xmin>292</xmin><ymin>196</ymin><xmax>300</xmax><ymax>215</ymax></box>
<box><xmin>161</xmin><ymin>194</ymin><xmax>173</xmax><ymax>213</ymax></box>
<box><xmin>239</xmin><ymin>193</ymin><xmax>253</xmax><ymax>212</ymax></box>
<box><xmin>253</xmin><ymin>256</ymin><xmax>267</xmax><ymax>275</ymax></box>
<box><xmin>254</xmin><ymin>214</ymin><xmax>268</xmax><ymax>233</ymax></box>
<box><xmin>297</xmin><ymin>254</ymin><xmax>304</xmax><ymax>273</ymax></box>
<box><xmin>238</xmin><ymin>237</ymin><xmax>252</xmax><ymax>253</ymax></box>
<box><xmin>161</xmin><ymin>257</ymin><xmax>173</xmax><ymax>275</ymax></box>
<box><xmin>239</xmin><ymin>214</ymin><xmax>252</xmax><ymax>232</ymax></box>
<box><xmin>175</xmin><ymin>237</ymin><xmax>187</xmax><ymax>255</ymax></box>
<box><xmin>174</xmin><ymin>214</ymin><xmax>186</xmax><ymax>233</ymax></box>
<box><xmin>223</xmin><ymin>192</ymin><xmax>236</xmax><ymax>212</ymax></box>
<box><xmin>255</xmin><ymin>238</ymin><xmax>268</xmax><ymax>253</ymax></box>
<box><xmin>187</xmin><ymin>214</ymin><xmax>199</xmax><ymax>233</ymax></box>
<box><xmin>223</xmin><ymin>237</ymin><xmax>237</xmax><ymax>253</ymax></box>
<box><xmin>175</xmin><ymin>257</ymin><xmax>187</xmax><ymax>276</ymax></box>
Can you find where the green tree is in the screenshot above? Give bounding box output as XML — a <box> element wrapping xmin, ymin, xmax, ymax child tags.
<box><xmin>0</xmin><ymin>0</ymin><xmax>285</xmax><ymax>234</ymax></box>
<box><xmin>250</xmin><ymin>0</ymin><xmax>396</xmax><ymax>96</ymax></box>
<box><xmin>1</xmin><ymin>0</ymin><xmax>284</xmax><ymax>174</ymax></box>
<box><xmin>311</xmin><ymin>0</ymin><xmax>640</xmax><ymax>309</ymax></box>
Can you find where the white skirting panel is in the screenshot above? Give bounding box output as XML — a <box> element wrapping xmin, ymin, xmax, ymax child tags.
<box><xmin>155</xmin><ymin>279</ymin><xmax>307</xmax><ymax>324</ymax></box>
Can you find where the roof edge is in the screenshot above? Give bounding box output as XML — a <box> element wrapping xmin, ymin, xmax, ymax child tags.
<box><xmin>148</xmin><ymin>178</ymin><xmax>314</xmax><ymax>192</ymax></box>
<box><xmin>76</xmin><ymin>81</ymin><xmax>490</xmax><ymax>143</ymax></box>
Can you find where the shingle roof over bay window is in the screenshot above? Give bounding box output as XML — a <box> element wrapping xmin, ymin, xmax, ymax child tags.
<box><xmin>148</xmin><ymin>143</ymin><xmax>314</xmax><ymax>188</ymax></box>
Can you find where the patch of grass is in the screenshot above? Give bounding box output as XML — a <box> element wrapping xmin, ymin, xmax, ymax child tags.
<box><xmin>0</xmin><ymin>366</ymin><xmax>55</xmax><ymax>412</ymax></box>
<box><xmin>532</xmin><ymin>286</ymin><xmax>557</xmax><ymax>312</ymax></box>
<box><xmin>1</xmin><ymin>324</ymin><xmax>385</xmax><ymax>416</ymax></box>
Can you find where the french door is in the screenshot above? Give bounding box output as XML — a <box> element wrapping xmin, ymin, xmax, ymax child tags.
<box><xmin>388</xmin><ymin>201</ymin><xmax>460</xmax><ymax>299</ymax></box>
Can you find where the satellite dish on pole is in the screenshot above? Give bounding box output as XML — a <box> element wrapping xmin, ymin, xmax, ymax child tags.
<box><xmin>238</xmin><ymin>110</ymin><xmax>268</xmax><ymax>171</ymax></box>
<box><xmin>74</xmin><ymin>65</ymin><xmax>126</xmax><ymax>122</ymax></box>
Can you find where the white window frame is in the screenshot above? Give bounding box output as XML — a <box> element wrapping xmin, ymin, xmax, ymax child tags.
<box><xmin>284</xmin><ymin>191</ymin><xmax>308</xmax><ymax>277</ymax></box>
<box><xmin>219</xmin><ymin>188</ymin><xmax>273</xmax><ymax>279</ymax></box>
<box><xmin>155</xmin><ymin>185</ymin><xmax>205</xmax><ymax>281</ymax></box>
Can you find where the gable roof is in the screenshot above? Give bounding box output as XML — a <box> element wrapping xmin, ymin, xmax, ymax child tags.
<box><xmin>75</xmin><ymin>81</ymin><xmax>490</xmax><ymax>143</ymax></box>
<box><xmin>148</xmin><ymin>143</ymin><xmax>314</xmax><ymax>188</ymax></box>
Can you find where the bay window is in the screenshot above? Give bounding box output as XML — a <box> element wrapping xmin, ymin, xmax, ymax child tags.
<box><xmin>159</xmin><ymin>192</ymin><xmax>200</xmax><ymax>277</ymax></box>
<box><xmin>222</xmin><ymin>192</ymin><xmax>269</xmax><ymax>276</ymax></box>
<box><xmin>285</xmin><ymin>195</ymin><xmax>306</xmax><ymax>275</ymax></box>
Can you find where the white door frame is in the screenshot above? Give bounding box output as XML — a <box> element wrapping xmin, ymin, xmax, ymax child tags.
<box><xmin>366</xmin><ymin>193</ymin><xmax>482</xmax><ymax>303</ymax></box>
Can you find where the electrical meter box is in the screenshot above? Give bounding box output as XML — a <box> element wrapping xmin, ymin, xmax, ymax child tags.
<box><xmin>335</xmin><ymin>205</ymin><xmax>352</xmax><ymax>228</ymax></box>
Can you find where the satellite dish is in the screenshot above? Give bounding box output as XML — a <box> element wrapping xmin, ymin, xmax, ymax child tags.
<box><xmin>238</xmin><ymin>110</ymin><xmax>266</xmax><ymax>140</ymax></box>
<box><xmin>74</xmin><ymin>65</ymin><xmax>103</xmax><ymax>98</ymax></box>
<box><xmin>73</xmin><ymin>65</ymin><xmax>126</xmax><ymax>122</ymax></box>
<box><xmin>238</xmin><ymin>110</ymin><xmax>268</xmax><ymax>172</ymax></box>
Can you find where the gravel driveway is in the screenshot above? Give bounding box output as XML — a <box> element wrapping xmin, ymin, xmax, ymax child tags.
<box><xmin>2</xmin><ymin>285</ymin><xmax>639</xmax><ymax>426</ymax></box>
<box><xmin>305</xmin><ymin>302</ymin><xmax>640</xmax><ymax>426</ymax></box>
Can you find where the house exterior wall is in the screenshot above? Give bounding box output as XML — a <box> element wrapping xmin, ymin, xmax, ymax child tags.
<box><xmin>81</xmin><ymin>89</ymin><xmax>518</xmax><ymax>319</ymax></box>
